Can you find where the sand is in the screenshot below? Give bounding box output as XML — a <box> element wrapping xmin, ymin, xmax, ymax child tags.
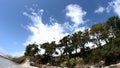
<box><xmin>20</xmin><ymin>60</ymin><xmax>38</xmax><ymax>68</ymax></box>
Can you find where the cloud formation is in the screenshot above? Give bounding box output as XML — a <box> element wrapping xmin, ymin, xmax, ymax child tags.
<box><xmin>108</xmin><ymin>0</ymin><xmax>120</xmax><ymax>17</ymax></box>
<box><xmin>94</xmin><ymin>0</ymin><xmax>120</xmax><ymax>17</ymax></box>
<box><xmin>95</xmin><ymin>6</ymin><xmax>105</xmax><ymax>13</ymax></box>
<box><xmin>66</xmin><ymin>4</ymin><xmax>87</xmax><ymax>26</ymax></box>
<box><xmin>24</xmin><ymin>4</ymin><xmax>87</xmax><ymax>46</ymax></box>
<box><xmin>23</xmin><ymin>10</ymin><xmax>68</xmax><ymax>45</ymax></box>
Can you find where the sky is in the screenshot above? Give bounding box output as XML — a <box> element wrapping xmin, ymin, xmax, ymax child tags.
<box><xmin>0</xmin><ymin>0</ymin><xmax>120</xmax><ymax>57</ymax></box>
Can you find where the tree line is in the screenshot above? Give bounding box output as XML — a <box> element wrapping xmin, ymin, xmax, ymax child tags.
<box><xmin>24</xmin><ymin>16</ymin><xmax>120</xmax><ymax>67</ymax></box>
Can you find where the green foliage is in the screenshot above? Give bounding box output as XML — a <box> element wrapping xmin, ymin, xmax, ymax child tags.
<box><xmin>90</xmin><ymin>23</ymin><xmax>108</xmax><ymax>47</ymax></box>
<box><xmin>23</xmin><ymin>16</ymin><xmax>120</xmax><ymax>67</ymax></box>
<box><xmin>24</xmin><ymin>43</ymin><xmax>39</xmax><ymax>57</ymax></box>
<box><xmin>41</xmin><ymin>41</ymin><xmax>56</xmax><ymax>56</ymax></box>
<box><xmin>106</xmin><ymin>16</ymin><xmax>120</xmax><ymax>29</ymax></box>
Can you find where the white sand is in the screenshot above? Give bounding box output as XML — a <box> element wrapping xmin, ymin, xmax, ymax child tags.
<box><xmin>104</xmin><ymin>63</ymin><xmax>120</xmax><ymax>68</ymax></box>
<box><xmin>20</xmin><ymin>60</ymin><xmax>38</xmax><ymax>68</ymax></box>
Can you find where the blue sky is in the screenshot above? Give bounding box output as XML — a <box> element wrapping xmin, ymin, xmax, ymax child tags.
<box><xmin>0</xmin><ymin>0</ymin><xmax>120</xmax><ymax>56</ymax></box>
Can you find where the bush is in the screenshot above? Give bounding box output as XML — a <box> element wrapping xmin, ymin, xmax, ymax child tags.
<box><xmin>12</xmin><ymin>56</ymin><xmax>26</xmax><ymax>64</ymax></box>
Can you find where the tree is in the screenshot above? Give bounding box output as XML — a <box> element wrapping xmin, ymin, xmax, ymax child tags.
<box><xmin>81</xmin><ymin>29</ymin><xmax>90</xmax><ymax>52</ymax></box>
<box><xmin>59</xmin><ymin>35</ymin><xmax>74</xmax><ymax>66</ymax></box>
<box><xmin>106</xmin><ymin>16</ymin><xmax>120</xmax><ymax>38</ymax></box>
<box><xmin>40</xmin><ymin>41</ymin><xmax>57</xmax><ymax>64</ymax></box>
<box><xmin>71</xmin><ymin>32</ymin><xmax>79</xmax><ymax>54</ymax></box>
<box><xmin>100</xmin><ymin>24</ymin><xmax>109</xmax><ymax>44</ymax></box>
<box><xmin>106</xmin><ymin>16</ymin><xmax>120</xmax><ymax>29</ymax></box>
<box><xmin>24</xmin><ymin>43</ymin><xmax>39</xmax><ymax>57</ymax></box>
<box><xmin>60</xmin><ymin>35</ymin><xmax>71</xmax><ymax>56</ymax></box>
<box><xmin>90</xmin><ymin>23</ymin><xmax>105</xmax><ymax>47</ymax></box>
<box><xmin>56</xmin><ymin>43</ymin><xmax>63</xmax><ymax>56</ymax></box>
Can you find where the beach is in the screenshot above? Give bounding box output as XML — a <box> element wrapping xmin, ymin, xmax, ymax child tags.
<box><xmin>0</xmin><ymin>56</ymin><xmax>38</xmax><ymax>68</ymax></box>
<box><xmin>20</xmin><ymin>59</ymin><xmax>38</xmax><ymax>68</ymax></box>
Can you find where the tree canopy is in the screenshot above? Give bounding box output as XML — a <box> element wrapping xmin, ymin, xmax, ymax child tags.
<box><xmin>23</xmin><ymin>16</ymin><xmax>120</xmax><ymax>67</ymax></box>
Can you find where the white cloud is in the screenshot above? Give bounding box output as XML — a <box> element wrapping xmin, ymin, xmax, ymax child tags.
<box><xmin>23</xmin><ymin>9</ymin><xmax>69</xmax><ymax>45</ymax></box>
<box><xmin>108</xmin><ymin>0</ymin><xmax>120</xmax><ymax>17</ymax></box>
<box><xmin>95</xmin><ymin>6</ymin><xmax>105</xmax><ymax>13</ymax></box>
<box><xmin>24</xmin><ymin>4</ymin><xmax>87</xmax><ymax>47</ymax></box>
<box><xmin>94</xmin><ymin>0</ymin><xmax>120</xmax><ymax>17</ymax></box>
<box><xmin>106</xmin><ymin>4</ymin><xmax>112</xmax><ymax>13</ymax></box>
<box><xmin>66</xmin><ymin>4</ymin><xmax>87</xmax><ymax>26</ymax></box>
<box><xmin>23</xmin><ymin>5</ymin><xmax>88</xmax><ymax>55</ymax></box>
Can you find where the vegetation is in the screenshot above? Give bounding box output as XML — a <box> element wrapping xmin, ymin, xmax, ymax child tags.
<box><xmin>11</xmin><ymin>56</ymin><xmax>26</xmax><ymax>64</ymax></box>
<box><xmin>22</xmin><ymin>16</ymin><xmax>120</xmax><ymax>67</ymax></box>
